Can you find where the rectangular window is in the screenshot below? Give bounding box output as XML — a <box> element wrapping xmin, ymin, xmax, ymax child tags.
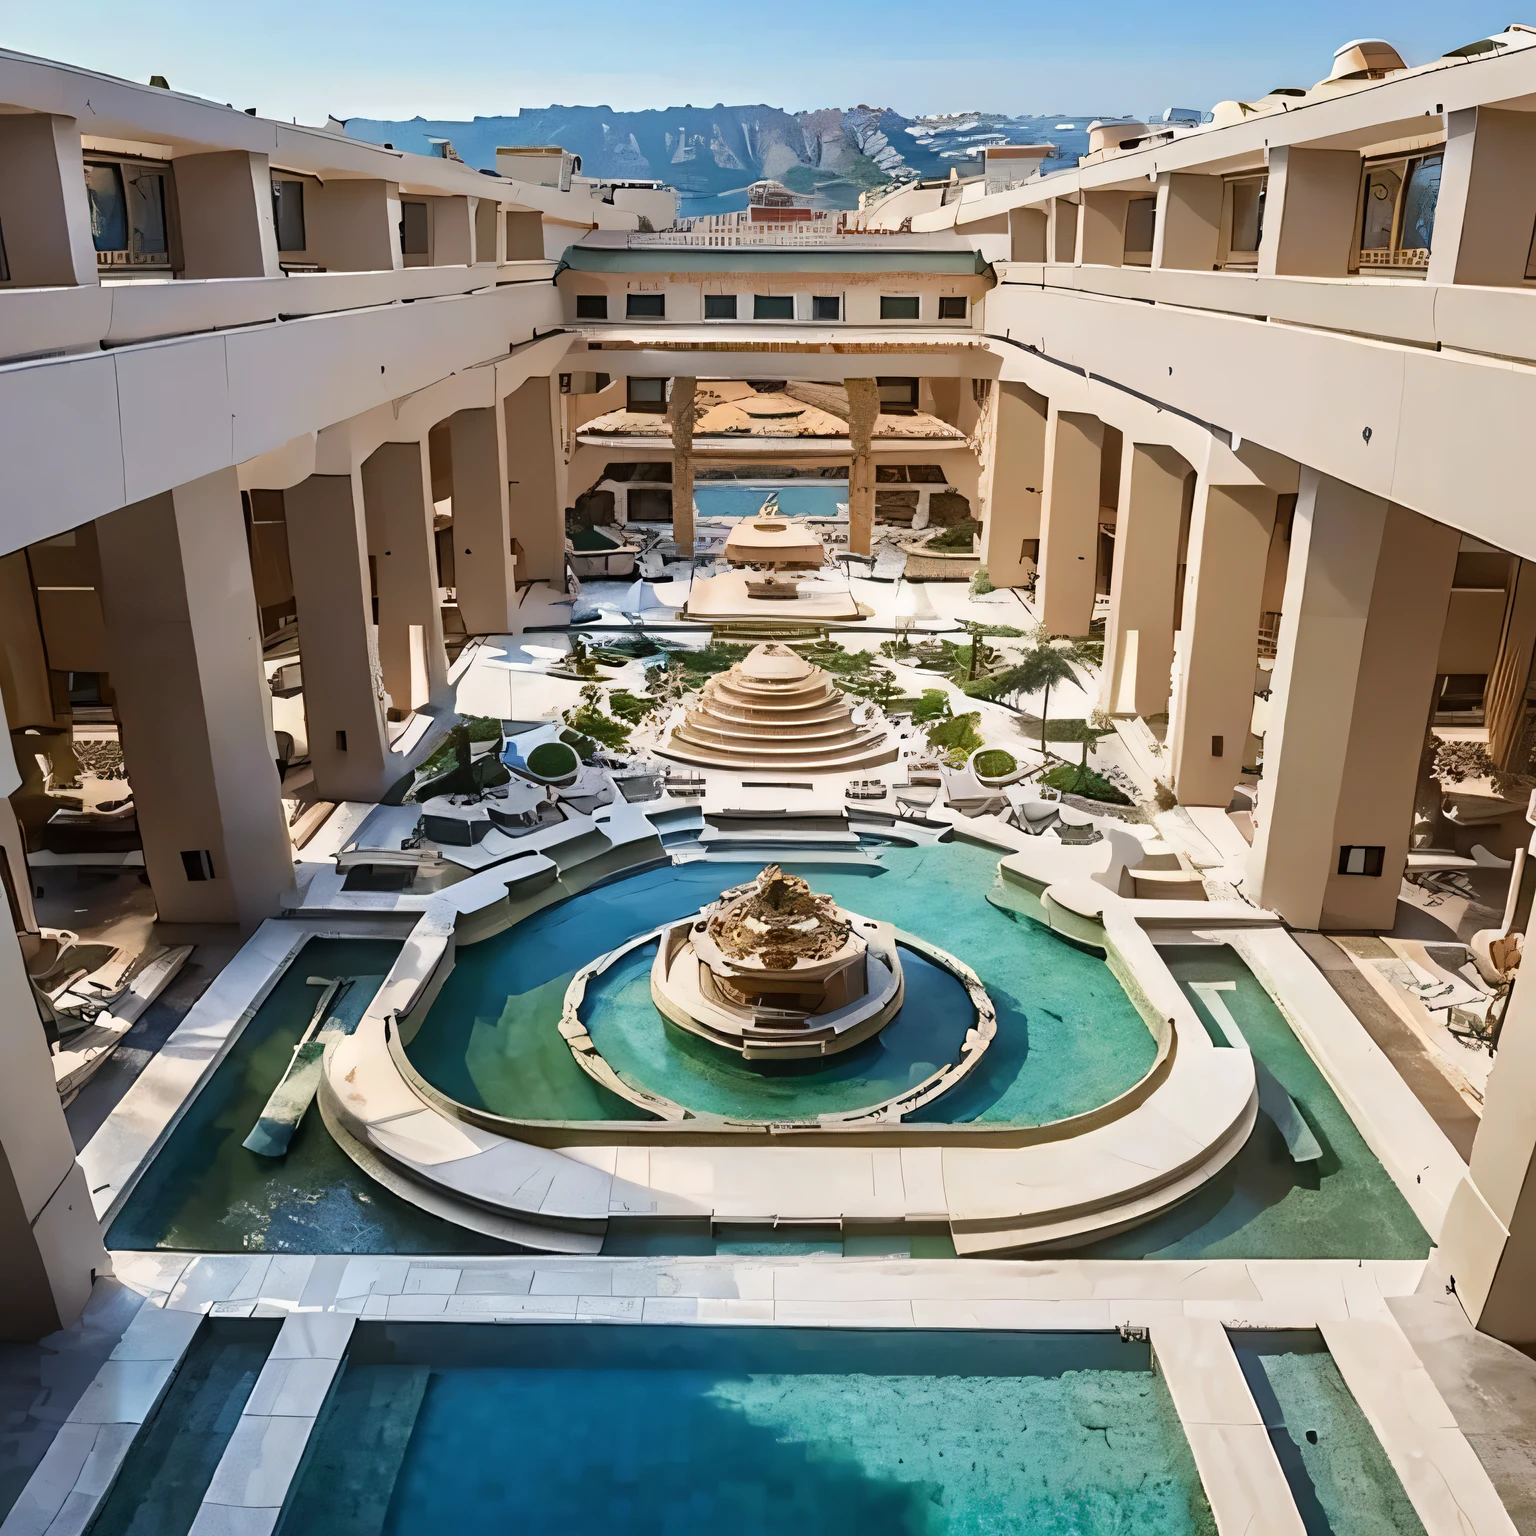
<box><xmin>876</xmin><ymin>377</ymin><xmax>918</xmax><ymax>414</ymax></box>
<box><xmin>753</xmin><ymin>294</ymin><xmax>794</xmax><ymax>320</ymax></box>
<box><xmin>937</xmin><ymin>295</ymin><xmax>967</xmax><ymax>319</ymax></box>
<box><xmin>627</xmin><ymin>377</ymin><xmax>668</xmax><ymax>414</ymax></box>
<box><xmin>1358</xmin><ymin>153</ymin><xmax>1442</xmax><ymax>271</ymax></box>
<box><xmin>812</xmin><ymin>295</ymin><xmax>841</xmax><ymax>320</ymax></box>
<box><xmin>626</xmin><ymin>292</ymin><xmax>665</xmax><ymax>318</ymax></box>
<box><xmin>880</xmin><ymin>295</ymin><xmax>921</xmax><ymax>320</ymax></box>
<box><xmin>271</xmin><ymin>180</ymin><xmax>306</xmax><ymax>252</ymax></box>
<box><xmin>1123</xmin><ymin>196</ymin><xmax>1157</xmax><ymax>259</ymax></box>
<box><xmin>575</xmin><ymin>294</ymin><xmax>608</xmax><ymax>319</ymax></box>
<box><xmin>401</xmin><ymin>201</ymin><xmax>429</xmax><ymax>256</ymax></box>
<box><xmin>1228</xmin><ymin>177</ymin><xmax>1265</xmax><ymax>256</ymax></box>
<box><xmin>704</xmin><ymin>294</ymin><xmax>737</xmax><ymax>320</ymax></box>
<box><xmin>1337</xmin><ymin>845</ymin><xmax>1386</xmax><ymax>877</ymax></box>
<box><xmin>86</xmin><ymin>157</ymin><xmax>173</xmax><ymax>269</ymax></box>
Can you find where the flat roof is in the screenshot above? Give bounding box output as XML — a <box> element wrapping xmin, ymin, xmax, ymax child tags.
<box><xmin>559</xmin><ymin>245</ymin><xmax>991</xmax><ymax>276</ymax></box>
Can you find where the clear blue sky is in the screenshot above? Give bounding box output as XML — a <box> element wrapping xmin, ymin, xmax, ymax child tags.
<box><xmin>5</xmin><ymin>0</ymin><xmax>1516</xmax><ymax>121</ymax></box>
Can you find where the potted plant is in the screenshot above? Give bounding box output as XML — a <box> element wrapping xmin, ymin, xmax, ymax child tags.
<box><xmin>526</xmin><ymin>740</ymin><xmax>580</xmax><ymax>786</ymax></box>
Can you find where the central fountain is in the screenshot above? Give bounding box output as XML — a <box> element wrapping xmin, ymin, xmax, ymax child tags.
<box><xmin>650</xmin><ymin>865</ymin><xmax>904</xmax><ymax>1059</ymax></box>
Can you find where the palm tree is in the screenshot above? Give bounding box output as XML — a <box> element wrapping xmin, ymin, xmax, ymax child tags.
<box><xmin>963</xmin><ymin>639</ymin><xmax>1081</xmax><ymax>753</ymax></box>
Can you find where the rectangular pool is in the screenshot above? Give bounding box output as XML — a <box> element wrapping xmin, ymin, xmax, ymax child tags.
<box><xmin>278</xmin><ymin>1325</ymin><xmax>1214</xmax><ymax>1534</ymax></box>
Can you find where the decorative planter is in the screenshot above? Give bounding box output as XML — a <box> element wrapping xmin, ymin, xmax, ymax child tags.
<box><xmin>898</xmin><ymin>536</ymin><xmax>980</xmax><ymax>581</ymax></box>
<box><xmin>970</xmin><ymin>748</ymin><xmax>1025</xmax><ymax>787</ymax></box>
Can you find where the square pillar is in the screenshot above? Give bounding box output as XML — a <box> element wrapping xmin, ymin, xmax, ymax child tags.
<box><xmin>1441</xmin><ymin>961</ymin><xmax>1536</xmax><ymax>1342</ymax></box>
<box><xmin>1036</xmin><ymin>408</ymin><xmax>1103</xmax><ymax>635</ymax></box>
<box><xmin>0</xmin><ymin>113</ymin><xmax>96</xmax><ymax>287</ymax></box>
<box><xmin>1076</xmin><ymin>191</ymin><xmax>1132</xmax><ymax>266</ymax></box>
<box><xmin>95</xmin><ymin>470</ymin><xmax>295</xmax><ymax>926</ymax></box>
<box><xmin>1152</xmin><ymin>173</ymin><xmax>1223</xmax><ymax>271</ymax></box>
<box><xmin>1048</xmin><ymin>199</ymin><xmax>1078</xmax><ymax>263</ymax></box>
<box><xmin>431</xmin><ymin>196</ymin><xmax>474</xmax><ymax>266</ymax></box>
<box><xmin>1008</xmin><ymin>207</ymin><xmax>1047</xmax><ymax>262</ymax></box>
<box><xmin>1100</xmin><ymin>442</ymin><xmax>1188</xmax><ymax>716</ymax></box>
<box><xmin>301</xmin><ymin>180</ymin><xmax>403</xmax><ymax>273</ymax></box>
<box><xmin>361</xmin><ymin>442</ymin><xmax>449</xmax><ymax>716</ymax></box>
<box><xmin>845</xmin><ymin>378</ymin><xmax>880</xmax><ymax>559</ymax></box>
<box><xmin>1258</xmin><ymin>147</ymin><xmax>1360</xmax><ymax>278</ymax></box>
<box><xmin>1168</xmin><ymin>480</ymin><xmax>1277</xmax><ymax>805</ymax></box>
<box><xmin>1248</xmin><ymin>478</ymin><xmax>1458</xmax><ymax>928</ymax></box>
<box><xmin>173</xmin><ymin>151</ymin><xmax>281</xmax><ymax>279</ymax></box>
<box><xmin>504</xmin><ymin>377</ymin><xmax>565</xmax><ymax>585</ymax></box>
<box><xmin>1429</xmin><ymin>107</ymin><xmax>1536</xmax><ymax>288</ymax></box>
<box><xmin>284</xmin><ymin>473</ymin><xmax>394</xmax><ymax>801</ymax></box>
<box><xmin>980</xmin><ymin>382</ymin><xmax>1047</xmax><ymax>588</ymax></box>
<box><xmin>447</xmin><ymin>407</ymin><xmax>517</xmax><ymax>634</ymax></box>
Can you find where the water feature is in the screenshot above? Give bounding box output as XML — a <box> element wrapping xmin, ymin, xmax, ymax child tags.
<box><xmin>88</xmin><ymin>1317</ymin><xmax>281</xmax><ymax>1536</ymax></box>
<box><xmin>279</xmin><ymin>1324</ymin><xmax>1216</xmax><ymax>1535</ymax></box>
<box><xmin>693</xmin><ymin>482</ymin><xmax>846</xmax><ymax>519</ymax></box>
<box><xmin>1228</xmin><ymin>1330</ymin><xmax>1427</xmax><ymax>1535</ymax></box>
<box><xmin>405</xmin><ymin>844</ymin><xmax>1158</xmax><ymax>1127</ymax></box>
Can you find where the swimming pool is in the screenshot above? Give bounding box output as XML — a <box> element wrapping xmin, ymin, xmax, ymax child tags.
<box><xmin>280</xmin><ymin>1325</ymin><xmax>1216</xmax><ymax>1535</ymax></box>
<box><xmin>693</xmin><ymin>483</ymin><xmax>846</xmax><ymax>519</ymax></box>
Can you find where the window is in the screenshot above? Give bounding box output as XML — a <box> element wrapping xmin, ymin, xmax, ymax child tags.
<box><xmin>1337</xmin><ymin>845</ymin><xmax>1386</xmax><ymax>877</ymax></box>
<box><xmin>880</xmin><ymin>295</ymin><xmax>921</xmax><ymax>320</ymax></box>
<box><xmin>627</xmin><ymin>377</ymin><xmax>668</xmax><ymax>414</ymax></box>
<box><xmin>704</xmin><ymin>294</ymin><xmax>737</xmax><ymax>320</ymax></box>
<box><xmin>0</xmin><ymin>217</ymin><xmax>8</xmax><ymax>284</ymax></box>
<box><xmin>876</xmin><ymin>377</ymin><xmax>918</xmax><ymax>414</ymax></box>
<box><xmin>271</xmin><ymin>180</ymin><xmax>306</xmax><ymax>252</ymax></box>
<box><xmin>1226</xmin><ymin>176</ymin><xmax>1265</xmax><ymax>261</ymax></box>
<box><xmin>626</xmin><ymin>292</ymin><xmax>665</xmax><ymax>318</ymax></box>
<box><xmin>1123</xmin><ymin>196</ymin><xmax>1157</xmax><ymax>263</ymax></box>
<box><xmin>937</xmin><ymin>295</ymin><xmax>967</xmax><ymax>320</ymax></box>
<box><xmin>754</xmin><ymin>294</ymin><xmax>794</xmax><ymax>320</ymax></box>
<box><xmin>1358</xmin><ymin>153</ymin><xmax>1442</xmax><ymax>271</ymax></box>
<box><xmin>576</xmin><ymin>294</ymin><xmax>608</xmax><ymax>319</ymax></box>
<box><xmin>85</xmin><ymin>157</ymin><xmax>172</xmax><ymax>270</ymax></box>
<box><xmin>812</xmin><ymin>295</ymin><xmax>841</xmax><ymax>321</ymax></box>
<box><xmin>400</xmin><ymin>201</ymin><xmax>429</xmax><ymax>256</ymax></box>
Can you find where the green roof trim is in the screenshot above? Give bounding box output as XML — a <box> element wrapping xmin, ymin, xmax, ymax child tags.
<box><xmin>558</xmin><ymin>245</ymin><xmax>991</xmax><ymax>276</ymax></box>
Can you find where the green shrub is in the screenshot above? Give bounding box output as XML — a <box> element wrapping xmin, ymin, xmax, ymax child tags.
<box><xmin>1042</xmin><ymin>762</ymin><xmax>1131</xmax><ymax>804</ymax></box>
<box><xmin>926</xmin><ymin>710</ymin><xmax>983</xmax><ymax>766</ymax></box>
<box><xmin>558</xmin><ymin>727</ymin><xmax>599</xmax><ymax>759</ymax></box>
<box><xmin>528</xmin><ymin>741</ymin><xmax>580</xmax><ymax>780</ymax></box>
<box><xmin>970</xmin><ymin>565</ymin><xmax>995</xmax><ymax>596</ymax></box>
<box><xmin>608</xmin><ymin>689</ymin><xmax>656</xmax><ymax>724</ymax></box>
<box><xmin>909</xmin><ymin>689</ymin><xmax>952</xmax><ymax>723</ymax></box>
<box><xmin>925</xmin><ymin>518</ymin><xmax>981</xmax><ymax>552</ymax></box>
<box><xmin>973</xmin><ymin>749</ymin><xmax>1018</xmax><ymax>779</ymax></box>
<box><xmin>562</xmin><ymin>706</ymin><xmax>630</xmax><ymax>750</ymax></box>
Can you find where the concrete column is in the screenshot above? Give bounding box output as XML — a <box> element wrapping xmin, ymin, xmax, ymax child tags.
<box><xmin>1152</xmin><ymin>173</ymin><xmax>1223</xmax><ymax>271</ymax></box>
<box><xmin>284</xmin><ymin>473</ymin><xmax>393</xmax><ymax>801</ymax></box>
<box><xmin>95</xmin><ymin>469</ymin><xmax>293</xmax><ymax>926</ymax></box>
<box><xmin>1100</xmin><ymin>442</ymin><xmax>1188</xmax><ymax>716</ymax></box>
<box><xmin>1048</xmin><ymin>199</ymin><xmax>1078</xmax><ymax>263</ymax></box>
<box><xmin>1258</xmin><ymin>147</ymin><xmax>1360</xmax><ymax>278</ymax></box>
<box><xmin>1008</xmin><ymin>207</ymin><xmax>1048</xmax><ymax>262</ymax></box>
<box><xmin>173</xmin><ymin>151</ymin><xmax>281</xmax><ymax>279</ymax></box>
<box><xmin>0</xmin><ymin>113</ymin><xmax>96</xmax><ymax>287</ymax></box>
<box><xmin>1075</xmin><ymin>191</ymin><xmax>1132</xmax><ymax>266</ymax></box>
<box><xmin>302</xmin><ymin>180</ymin><xmax>402</xmax><ymax>273</ymax></box>
<box><xmin>1430</xmin><ymin>108</ymin><xmax>1536</xmax><ymax>288</ymax></box>
<box><xmin>1168</xmin><ymin>480</ymin><xmax>1278</xmax><ymax>805</ymax></box>
<box><xmin>1485</xmin><ymin>561</ymin><xmax>1536</xmax><ymax>773</ymax></box>
<box><xmin>667</xmin><ymin>376</ymin><xmax>698</xmax><ymax>555</ymax></box>
<box><xmin>1036</xmin><ymin>408</ymin><xmax>1104</xmax><ymax>635</ymax></box>
<box><xmin>1442</xmin><ymin>960</ymin><xmax>1536</xmax><ymax>1342</ymax></box>
<box><xmin>845</xmin><ymin>378</ymin><xmax>880</xmax><ymax>558</ymax></box>
<box><xmin>472</xmin><ymin>196</ymin><xmax>500</xmax><ymax>264</ymax></box>
<box><xmin>1247</xmin><ymin>478</ymin><xmax>1458</xmax><ymax>928</ymax></box>
<box><xmin>0</xmin><ymin>776</ymin><xmax>104</xmax><ymax>1338</ymax></box>
<box><xmin>504</xmin><ymin>378</ymin><xmax>564</xmax><ymax>586</ymax></box>
<box><xmin>361</xmin><ymin>442</ymin><xmax>448</xmax><ymax>717</ymax></box>
<box><xmin>431</xmin><ymin>197</ymin><xmax>473</xmax><ymax>266</ymax></box>
<box><xmin>447</xmin><ymin>407</ymin><xmax>517</xmax><ymax>634</ymax></box>
<box><xmin>979</xmin><ymin>382</ymin><xmax>1047</xmax><ymax>588</ymax></box>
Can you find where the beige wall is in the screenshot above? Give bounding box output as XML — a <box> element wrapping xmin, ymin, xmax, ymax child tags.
<box><xmin>0</xmin><ymin>113</ymin><xmax>95</xmax><ymax>289</ymax></box>
<box><xmin>979</xmin><ymin>381</ymin><xmax>1047</xmax><ymax>587</ymax></box>
<box><xmin>505</xmin><ymin>377</ymin><xmax>565</xmax><ymax>584</ymax></box>
<box><xmin>175</xmin><ymin>151</ymin><xmax>281</xmax><ymax>280</ymax></box>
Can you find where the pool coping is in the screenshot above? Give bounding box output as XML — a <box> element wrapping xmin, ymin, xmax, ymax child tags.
<box><xmin>9</xmin><ymin>1253</ymin><xmax>1515</xmax><ymax>1536</ymax></box>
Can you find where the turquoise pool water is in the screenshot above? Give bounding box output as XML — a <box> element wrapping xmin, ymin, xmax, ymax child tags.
<box><xmin>1077</xmin><ymin>947</ymin><xmax>1429</xmax><ymax>1261</ymax></box>
<box><xmin>1229</xmin><ymin>1331</ymin><xmax>1426</xmax><ymax>1536</ymax></box>
<box><xmin>90</xmin><ymin>1318</ymin><xmax>280</xmax><ymax>1536</ymax></box>
<box><xmin>107</xmin><ymin>938</ymin><xmax>511</xmax><ymax>1256</ymax></box>
<box><xmin>280</xmin><ymin>1325</ymin><xmax>1215</xmax><ymax>1535</ymax></box>
<box><xmin>405</xmin><ymin>845</ymin><xmax>1159</xmax><ymax>1126</ymax></box>
<box><xmin>694</xmin><ymin>483</ymin><xmax>845</xmax><ymax>519</ymax></box>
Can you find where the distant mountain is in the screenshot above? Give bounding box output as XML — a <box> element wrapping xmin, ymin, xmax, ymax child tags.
<box><xmin>344</xmin><ymin>105</ymin><xmax>1102</xmax><ymax>215</ymax></box>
